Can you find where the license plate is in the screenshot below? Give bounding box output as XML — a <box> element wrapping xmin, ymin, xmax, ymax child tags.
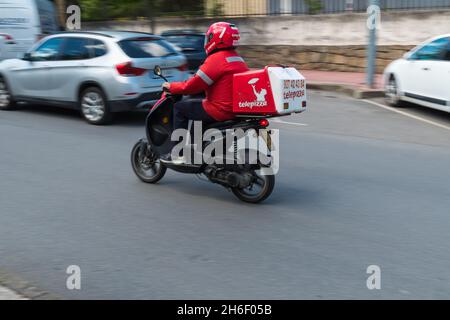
<box><xmin>163</xmin><ymin>68</ymin><xmax>174</xmax><ymax>77</ymax></box>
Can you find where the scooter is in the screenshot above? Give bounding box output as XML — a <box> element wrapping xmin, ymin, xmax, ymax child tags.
<box><xmin>130</xmin><ymin>66</ymin><xmax>276</xmax><ymax>203</ymax></box>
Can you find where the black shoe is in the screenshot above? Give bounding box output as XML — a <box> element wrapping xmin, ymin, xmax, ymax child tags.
<box><xmin>160</xmin><ymin>153</ymin><xmax>171</xmax><ymax>162</ymax></box>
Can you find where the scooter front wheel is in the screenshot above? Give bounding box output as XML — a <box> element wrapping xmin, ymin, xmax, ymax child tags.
<box><xmin>232</xmin><ymin>172</ymin><xmax>275</xmax><ymax>203</ymax></box>
<box><xmin>131</xmin><ymin>140</ymin><xmax>166</xmax><ymax>184</ymax></box>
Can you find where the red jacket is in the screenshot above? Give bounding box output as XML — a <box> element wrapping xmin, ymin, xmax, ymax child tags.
<box><xmin>169</xmin><ymin>49</ymin><xmax>249</xmax><ymax>121</ymax></box>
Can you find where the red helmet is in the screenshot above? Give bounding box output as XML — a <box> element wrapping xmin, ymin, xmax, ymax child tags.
<box><xmin>204</xmin><ymin>22</ymin><xmax>240</xmax><ymax>55</ymax></box>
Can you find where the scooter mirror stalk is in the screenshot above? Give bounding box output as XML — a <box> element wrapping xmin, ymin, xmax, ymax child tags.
<box><xmin>154</xmin><ymin>65</ymin><xmax>168</xmax><ymax>82</ymax></box>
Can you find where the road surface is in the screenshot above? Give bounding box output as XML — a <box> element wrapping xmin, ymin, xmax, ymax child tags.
<box><xmin>1</xmin><ymin>91</ymin><xmax>450</xmax><ymax>299</ymax></box>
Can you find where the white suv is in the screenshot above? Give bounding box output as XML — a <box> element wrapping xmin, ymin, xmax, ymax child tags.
<box><xmin>0</xmin><ymin>31</ymin><xmax>188</xmax><ymax>124</ymax></box>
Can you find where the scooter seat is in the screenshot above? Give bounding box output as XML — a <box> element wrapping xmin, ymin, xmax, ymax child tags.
<box><xmin>204</xmin><ymin>115</ymin><xmax>266</xmax><ymax>130</ymax></box>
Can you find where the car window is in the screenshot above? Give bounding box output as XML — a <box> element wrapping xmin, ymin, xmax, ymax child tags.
<box><xmin>410</xmin><ymin>37</ymin><xmax>450</xmax><ymax>61</ymax></box>
<box><xmin>31</xmin><ymin>37</ymin><xmax>64</xmax><ymax>61</ymax></box>
<box><xmin>88</xmin><ymin>39</ymin><xmax>107</xmax><ymax>58</ymax></box>
<box><xmin>163</xmin><ymin>35</ymin><xmax>205</xmax><ymax>51</ymax></box>
<box><xmin>443</xmin><ymin>42</ymin><xmax>450</xmax><ymax>61</ymax></box>
<box><xmin>61</xmin><ymin>37</ymin><xmax>91</xmax><ymax>60</ymax></box>
<box><xmin>118</xmin><ymin>38</ymin><xmax>178</xmax><ymax>58</ymax></box>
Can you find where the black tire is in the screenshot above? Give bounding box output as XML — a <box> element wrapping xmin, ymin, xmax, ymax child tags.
<box><xmin>79</xmin><ymin>86</ymin><xmax>113</xmax><ymax>125</ymax></box>
<box><xmin>0</xmin><ymin>76</ymin><xmax>16</xmax><ymax>110</ymax></box>
<box><xmin>385</xmin><ymin>75</ymin><xmax>404</xmax><ymax>108</ymax></box>
<box><xmin>131</xmin><ymin>140</ymin><xmax>166</xmax><ymax>184</ymax></box>
<box><xmin>232</xmin><ymin>172</ymin><xmax>275</xmax><ymax>203</ymax></box>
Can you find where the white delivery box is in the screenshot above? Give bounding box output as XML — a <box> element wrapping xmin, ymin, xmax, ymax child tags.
<box><xmin>233</xmin><ymin>66</ymin><xmax>307</xmax><ymax>115</ymax></box>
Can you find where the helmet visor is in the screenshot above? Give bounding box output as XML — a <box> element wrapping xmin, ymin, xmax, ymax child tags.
<box><xmin>204</xmin><ymin>32</ymin><xmax>213</xmax><ymax>47</ymax></box>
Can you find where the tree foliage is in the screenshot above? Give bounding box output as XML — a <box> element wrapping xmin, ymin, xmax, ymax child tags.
<box><xmin>78</xmin><ymin>0</ymin><xmax>205</xmax><ymax>21</ymax></box>
<box><xmin>305</xmin><ymin>0</ymin><xmax>322</xmax><ymax>14</ymax></box>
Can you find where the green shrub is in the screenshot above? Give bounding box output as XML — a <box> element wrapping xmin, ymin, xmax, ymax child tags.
<box><xmin>305</xmin><ymin>0</ymin><xmax>323</xmax><ymax>14</ymax></box>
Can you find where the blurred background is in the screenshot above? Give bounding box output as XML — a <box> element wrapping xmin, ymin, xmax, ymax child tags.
<box><xmin>54</xmin><ymin>0</ymin><xmax>450</xmax><ymax>19</ymax></box>
<box><xmin>49</xmin><ymin>0</ymin><xmax>450</xmax><ymax>73</ymax></box>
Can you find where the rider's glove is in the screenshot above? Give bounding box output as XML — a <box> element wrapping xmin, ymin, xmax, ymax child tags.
<box><xmin>162</xmin><ymin>82</ymin><xmax>170</xmax><ymax>92</ymax></box>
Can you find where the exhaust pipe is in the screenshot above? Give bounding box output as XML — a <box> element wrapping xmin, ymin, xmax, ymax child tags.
<box><xmin>206</xmin><ymin>168</ymin><xmax>251</xmax><ymax>188</ymax></box>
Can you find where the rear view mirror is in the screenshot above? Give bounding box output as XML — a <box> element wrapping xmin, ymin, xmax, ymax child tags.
<box><xmin>153</xmin><ymin>65</ymin><xmax>168</xmax><ymax>82</ymax></box>
<box><xmin>154</xmin><ymin>65</ymin><xmax>162</xmax><ymax>76</ymax></box>
<box><xmin>22</xmin><ymin>52</ymin><xmax>32</xmax><ymax>61</ymax></box>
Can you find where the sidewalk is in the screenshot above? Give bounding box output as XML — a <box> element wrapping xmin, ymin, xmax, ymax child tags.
<box><xmin>0</xmin><ymin>285</ymin><xmax>27</xmax><ymax>300</ymax></box>
<box><xmin>301</xmin><ymin>70</ymin><xmax>385</xmax><ymax>99</ymax></box>
<box><xmin>0</xmin><ymin>270</ymin><xmax>55</xmax><ymax>300</ymax></box>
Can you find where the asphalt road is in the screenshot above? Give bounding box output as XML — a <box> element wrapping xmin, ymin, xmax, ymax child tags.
<box><xmin>1</xmin><ymin>91</ymin><xmax>450</xmax><ymax>299</ymax></box>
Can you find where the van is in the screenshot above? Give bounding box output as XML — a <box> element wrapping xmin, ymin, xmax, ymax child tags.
<box><xmin>0</xmin><ymin>0</ymin><xmax>59</xmax><ymax>61</ymax></box>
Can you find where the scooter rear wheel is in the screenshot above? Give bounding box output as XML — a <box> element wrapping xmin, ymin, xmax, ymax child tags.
<box><xmin>131</xmin><ymin>141</ymin><xmax>166</xmax><ymax>184</ymax></box>
<box><xmin>232</xmin><ymin>171</ymin><xmax>275</xmax><ymax>203</ymax></box>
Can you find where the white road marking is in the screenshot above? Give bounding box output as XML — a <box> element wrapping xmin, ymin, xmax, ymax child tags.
<box><xmin>362</xmin><ymin>99</ymin><xmax>450</xmax><ymax>132</ymax></box>
<box><xmin>271</xmin><ymin>118</ymin><xmax>308</xmax><ymax>127</ymax></box>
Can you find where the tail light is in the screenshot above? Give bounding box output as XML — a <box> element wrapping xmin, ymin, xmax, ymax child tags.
<box><xmin>116</xmin><ymin>62</ymin><xmax>146</xmax><ymax>77</ymax></box>
<box><xmin>259</xmin><ymin>119</ymin><xmax>269</xmax><ymax>127</ymax></box>
<box><xmin>0</xmin><ymin>34</ymin><xmax>15</xmax><ymax>44</ymax></box>
<box><xmin>176</xmin><ymin>63</ymin><xmax>188</xmax><ymax>72</ymax></box>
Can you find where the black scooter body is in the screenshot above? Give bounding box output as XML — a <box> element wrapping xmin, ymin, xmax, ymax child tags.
<box><xmin>145</xmin><ymin>94</ymin><xmax>205</xmax><ymax>174</ymax></box>
<box><xmin>144</xmin><ymin>93</ymin><xmax>265</xmax><ymax>174</ymax></box>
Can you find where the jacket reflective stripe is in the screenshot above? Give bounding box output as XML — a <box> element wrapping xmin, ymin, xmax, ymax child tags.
<box><xmin>197</xmin><ymin>69</ymin><xmax>214</xmax><ymax>85</ymax></box>
<box><xmin>226</xmin><ymin>56</ymin><xmax>245</xmax><ymax>63</ymax></box>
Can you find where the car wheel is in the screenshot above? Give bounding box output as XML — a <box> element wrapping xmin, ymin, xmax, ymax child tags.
<box><xmin>0</xmin><ymin>76</ymin><xmax>16</xmax><ymax>110</ymax></box>
<box><xmin>79</xmin><ymin>87</ymin><xmax>113</xmax><ymax>125</ymax></box>
<box><xmin>385</xmin><ymin>76</ymin><xmax>403</xmax><ymax>107</ymax></box>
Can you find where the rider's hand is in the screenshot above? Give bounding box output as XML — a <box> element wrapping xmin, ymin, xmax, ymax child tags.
<box><xmin>162</xmin><ymin>82</ymin><xmax>170</xmax><ymax>92</ymax></box>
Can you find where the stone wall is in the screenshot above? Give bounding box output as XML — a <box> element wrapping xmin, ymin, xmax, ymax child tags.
<box><xmin>83</xmin><ymin>10</ymin><xmax>445</xmax><ymax>73</ymax></box>
<box><xmin>83</xmin><ymin>10</ymin><xmax>450</xmax><ymax>46</ymax></box>
<box><xmin>238</xmin><ymin>45</ymin><xmax>415</xmax><ymax>73</ymax></box>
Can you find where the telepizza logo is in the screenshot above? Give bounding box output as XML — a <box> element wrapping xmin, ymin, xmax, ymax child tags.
<box><xmin>238</xmin><ymin>78</ymin><xmax>268</xmax><ymax>109</ymax></box>
<box><xmin>283</xmin><ymin>79</ymin><xmax>305</xmax><ymax>100</ymax></box>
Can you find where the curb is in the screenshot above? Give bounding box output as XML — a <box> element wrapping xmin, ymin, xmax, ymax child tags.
<box><xmin>307</xmin><ymin>82</ymin><xmax>385</xmax><ymax>99</ymax></box>
<box><xmin>0</xmin><ymin>269</ymin><xmax>61</xmax><ymax>300</ymax></box>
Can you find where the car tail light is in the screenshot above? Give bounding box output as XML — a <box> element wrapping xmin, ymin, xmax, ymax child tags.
<box><xmin>177</xmin><ymin>63</ymin><xmax>188</xmax><ymax>72</ymax></box>
<box><xmin>0</xmin><ymin>33</ymin><xmax>15</xmax><ymax>44</ymax></box>
<box><xmin>259</xmin><ymin>119</ymin><xmax>269</xmax><ymax>127</ymax></box>
<box><xmin>116</xmin><ymin>62</ymin><xmax>146</xmax><ymax>77</ymax></box>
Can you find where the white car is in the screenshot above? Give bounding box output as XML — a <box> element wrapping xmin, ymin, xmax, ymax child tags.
<box><xmin>0</xmin><ymin>31</ymin><xmax>188</xmax><ymax>124</ymax></box>
<box><xmin>0</xmin><ymin>0</ymin><xmax>59</xmax><ymax>61</ymax></box>
<box><xmin>384</xmin><ymin>34</ymin><xmax>450</xmax><ymax>112</ymax></box>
